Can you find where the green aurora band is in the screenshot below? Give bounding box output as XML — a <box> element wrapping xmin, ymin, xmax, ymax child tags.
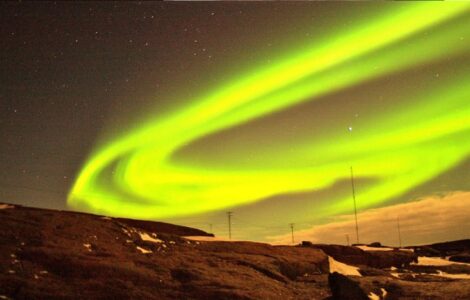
<box><xmin>69</xmin><ymin>3</ymin><xmax>470</xmax><ymax>225</ymax></box>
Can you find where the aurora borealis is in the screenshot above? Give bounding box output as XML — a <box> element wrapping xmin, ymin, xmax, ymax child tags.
<box><xmin>2</xmin><ymin>2</ymin><xmax>470</xmax><ymax>243</ymax></box>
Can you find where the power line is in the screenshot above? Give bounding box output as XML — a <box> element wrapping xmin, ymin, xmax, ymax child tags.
<box><xmin>289</xmin><ymin>223</ymin><xmax>295</xmax><ymax>244</ymax></box>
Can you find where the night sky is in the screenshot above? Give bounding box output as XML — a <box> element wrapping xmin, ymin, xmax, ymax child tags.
<box><xmin>1</xmin><ymin>2</ymin><xmax>470</xmax><ymax>246</ymax></box>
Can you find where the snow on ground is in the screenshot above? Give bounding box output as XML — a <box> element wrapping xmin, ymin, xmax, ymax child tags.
<box><xmin>412</xmin><ymin>256</ymin><xmax>470</xmax><ymax>266</ymax></box>
<box><xmin>355</xmin><ymin>245</ymin><xmax>414</xmax><ymax>253</ymax></box>
<box><xmin>138</xmin><ymin>232</ymin><xmax>163</xmax><ymax>243</ymax></box>
<box><xmin>436</xmin><ymin>271</ymin><xmax>470</xmax><ymax>280</ymax></box>
<box><xmin>136</xmin><ymin>246</ymin><xmax>152</xmax><ymax>254</ymax></box>
<box><xmin>369</xmin><ymin>288</ymin><xmax>388</xmax><ymax>299</ymax></box>
<box><xmin>0</xmin><ymin>204</ymin><xmax>14</xmax><ymax>209</ymax></box>
<box><xmin>328</xmin><ymin>256</ymin><xmax>362</xmax><ymax>276</ymax></box>
<box><xmin>381</xmin><ymin>288</ymin><xmax>388</xmax><ymax>298</ymax></box>
<box><xmin>400</xmin><ymin>248</ymin><xmax>414</xmax><ymax>252</ymax></box>
<box><xmin>356</xmin><ymin>246</ymin><xmax>394</xmax><ymax>252</ymax></box>
<box><xmin>83</xmin><ymin>243</ymin><xmax>92</xmax><ymax>252</ymax></box>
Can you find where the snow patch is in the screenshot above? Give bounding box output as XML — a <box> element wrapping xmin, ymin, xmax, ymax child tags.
<box><xmin>136</xmin><ymin>246</ymin><xmax>152</xmax><ymax>254</ymax></box>
<box><xmin>328</xmin><ymin>256</ymin><xmax>362</xmax><ymax>276</ymax></box>
<box><xmin>0</xmin><ymin>204</ymin><xmax>14</xmax><ymax>210</ymax></box>
<box><xmin>412</xmin><ymin>256</ymin><xmax>470</xmax><ymax>266</ymax></box>
<box><xmin>436</xmin><ymin>270</ymin><xmax>470</xmax><ymax>279</ymax></box>
<box><xmin>122</xmin><ymin>228</ymin><xmax>131</xmax><ymax>237</ymax></box>
<box><xmin>83</xmin><ymin>243</ymin><xmax>92</xmax><ymax>252</ymax></box>
<box><xmin>400</xmin><ymin>248</ymin><xmax>414</xmax><ymax>252</ymax></box>
<box><xmin>381</xmin><ymin>288</ymin><xmax>388</xmax><ymax>298</ymax></box>
<box><xmin>139</xmin><ymin>232</ymin><xmax>163</xmax><ymax>243</ymax></box>
<box><xmin>368</xmin><ymin>292</ymin><xmax>380</xmax><ymax>300</ymax></box>
<box><xmin>356</xmin><ymin>245</ymin><xmax>394</xmax><ymax>252</ymax></box>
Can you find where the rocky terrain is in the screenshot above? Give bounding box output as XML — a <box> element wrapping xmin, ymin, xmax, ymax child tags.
<box><xmin>1</xmin><ymin>203</ymin><xmax>470</xmax><ymax>299</ymax></box>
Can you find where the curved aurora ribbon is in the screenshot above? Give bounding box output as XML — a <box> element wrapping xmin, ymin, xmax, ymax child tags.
<box><xmin>69</xmin><ymin>3</ymin><xmax>470</xmax><ymax>220</ymax></box>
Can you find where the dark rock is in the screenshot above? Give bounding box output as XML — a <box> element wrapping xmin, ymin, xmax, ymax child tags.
<box><xmin>412</xmin><ymin>240</ymin><xmax>470</xmax><ymax>257</ymax></box>
<box><xmin>369</xmin><ymin>242</ymin><xmax>382</xmax><ymax>247</ymax></box>
<box><xmin>408</xmin><ymin>263</ymin><xmax>470</xmax><ymax>275</ymax></box>
<box><xmin>171</xmin><ymin>268</ymin><xmax>199</xmax><ymax>283</ymax></box>
<box><xmin>340</xmin><ymin>274</ymin><xmax>470</xmax><ymax>299</ymax></box>
<box><xmin>413</xmin><ymin>246</ymin><xmax>442</xmax><ymax>257</ymax></box>
<box><xmin>358</xmin><ymin>266</ymin><xmax>392</xmax><ymax>277</ymax></box>
<box><xmin>449</xmin><ymin>254</ymin><xmax>470</xmax><ymax>263</ymax></box>
<box><xmin>328</xmin><ymin>272</ymin><xmax>368</xmax><ymax>300</ymax></box>
<box><xmin>428</xmin><ymin>239</ymin><xmax>470</xmax><ymax>255</ymax></box>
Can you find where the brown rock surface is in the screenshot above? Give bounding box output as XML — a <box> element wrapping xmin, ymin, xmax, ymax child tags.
<box><xmin>0</xmin><ymin>203</ymin><xmax>330</xmax><ymax>299</ymax></box>
<box><xmin>2</xmin><ymin>203</ymin><xmax>470</xmax><ymax>299</ymax></box>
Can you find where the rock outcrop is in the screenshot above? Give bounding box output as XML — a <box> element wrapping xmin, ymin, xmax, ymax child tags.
<box><xmin>306</xmin><ymin>244</ymin><xmax>417</xmax><ymax>269</ymax></box>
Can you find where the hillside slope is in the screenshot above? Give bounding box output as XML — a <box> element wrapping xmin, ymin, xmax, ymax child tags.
<box><xmin>0</xmin><ymin>203</ymin><xmax>330</xmax><ymax>299</ymax></box>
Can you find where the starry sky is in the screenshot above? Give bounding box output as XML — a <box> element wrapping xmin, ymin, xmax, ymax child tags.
<box><xmin>1</xmin><ymin>2</ymin><xmax>470</xmax><ymax>245</ymax></box>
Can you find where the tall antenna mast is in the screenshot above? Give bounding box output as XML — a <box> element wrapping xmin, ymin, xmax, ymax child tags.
<box><xmin>350</xmin><ymin>166</ymin><xmax>360</xmax><ymax>244</ymax></box>
<box><xmin>289</xmin><ymin>223</ymin><xmax>295</xmax><ymax>244</ymax></box>
<box><xmin>397</xmin><ymin>217</ymin><xmax>402</xmax><ymax>248</ymax></box>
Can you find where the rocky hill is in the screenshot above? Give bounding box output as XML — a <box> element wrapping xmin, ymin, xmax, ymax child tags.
<box><xmin>1</xmin><ymin>203</ymin><xmax>470</xmax><ymax>299</ymax></box>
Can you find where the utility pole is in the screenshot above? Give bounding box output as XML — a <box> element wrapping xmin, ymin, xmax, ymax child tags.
<box><xmin>350</xmin><ymin>166</ymin><xmax>360</xmax><ymax>244</ymax></box>
<box><xmin>346</xmin><ymin>234</ymin><xmax>350</xmax><ymax>246</ymax></box>
<box><xmin>289</xmin><ymin>223</ymin><xmax>295</xmax><ymax>244</ymax></box>
<box><xmin>397</xmin><ymin>217</ymin><xmax>402</xmax><ymax>248</ymax></box>
<box><xmin>227</xmin><ymin>212</ymin><xmax>233</xmax><ymax>240</ymax></box>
